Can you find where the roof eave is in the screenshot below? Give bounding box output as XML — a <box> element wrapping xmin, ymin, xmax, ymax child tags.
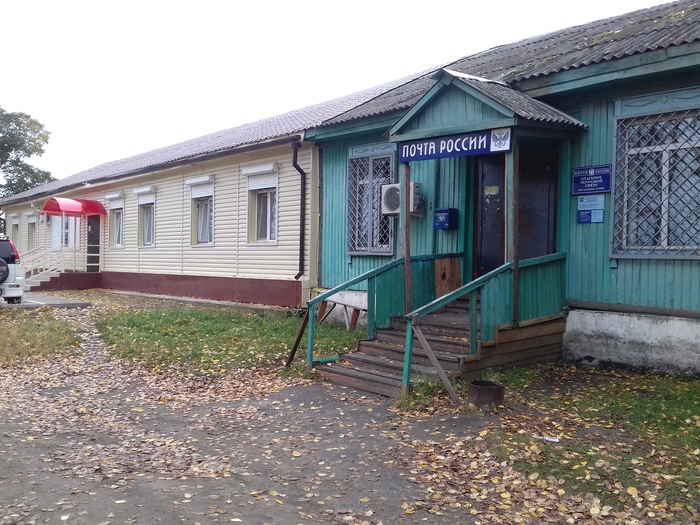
<box><xmin>0</xmin><ymin>134</ymin><xmax>302</xmax><ymax>207</ymax></box>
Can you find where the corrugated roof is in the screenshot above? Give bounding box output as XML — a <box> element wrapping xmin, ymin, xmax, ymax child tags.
<box><xmin>1</xmin><ymin>71</ymin><xmax>426</xmax><ymax>205</ymax></box>
<box><xmin>3</xmin><ymin>0</ymin><xmax>697</xmax><ymax>206</ymax></box>
<box><xmin>326</xmin><ymin>0</ymin><xmax>700</xmax><ymax>126</ymax></box>
<box><xmin>447</xmin><ymin>73</ymin><xmax>587</xmax><ymax>128</ymax></box>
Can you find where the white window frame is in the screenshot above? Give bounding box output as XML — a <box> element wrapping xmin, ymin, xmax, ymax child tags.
<box><xmin>612</xmin><ymin>106</ymin><xmax>700</xmax><ymax>259</ymax></box>
<box><xmin>254</xmin><ymin>188</ymin><xmax>277</xmax><ymax>242</ymax></box>
<box><xmin>346</xmin><ymin>145</ymin><xmax>396</xmax><ymax>256</ymax></box>
<box><xmin>244</xmin><ymin>164</ymin><xmax>278</xmax><ymax>245</ymax></box>
<box><xmin>134</xmin><ymin>188</ymin><xmax>156</xmax><ymax>247</ymax></box>
<box><xmin>26</xmin><ymin>213</ymin><xmax>36</xmax><ymax>252</ymax></box>
<box><xmin>11</xmin><ymin>219</ymin><xmax>19</xmax><ymax>246</ymax></box>
<box><xmin>185</xmin><ymin>176</ymin><xmax>215</xmax><ymax>246</ymax></box>
<box><xmin>107</xmin><ymin>196</ymin><xmax>124</xmax><ymax>248</ymax></box>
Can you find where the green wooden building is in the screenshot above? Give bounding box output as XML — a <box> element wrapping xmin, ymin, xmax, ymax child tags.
<box><xmin>304</xmin><ymin>0</ymin><xmax>700</xmax><ymax>396</ymax></box>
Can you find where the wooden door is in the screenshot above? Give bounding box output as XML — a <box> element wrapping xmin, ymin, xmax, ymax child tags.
<box><xmin>518</xmin><ymin>144</ymin><xmax>558</xmax><ymax>259</ymax></box>
<box><xmin>474</xmin><ymin>154</ymin><xmax>505</xmax><ymax>276</ymax></box>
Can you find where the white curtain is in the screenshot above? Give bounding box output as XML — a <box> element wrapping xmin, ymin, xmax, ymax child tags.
<box><xmin>143</xmin><ymin>205</ymin><xmax>154</xmax><ymax>245</ymax></box>
<box><xmin>197</xmin><ymin>197</ymin><xmax>212</xmax><ymax>243</ymax></box>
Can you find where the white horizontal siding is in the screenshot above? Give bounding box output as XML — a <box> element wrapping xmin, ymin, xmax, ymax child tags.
<box><xmin>9</xmin><ymin>143</ymin><xmax>315</xmax><ymax>285</ymax></box>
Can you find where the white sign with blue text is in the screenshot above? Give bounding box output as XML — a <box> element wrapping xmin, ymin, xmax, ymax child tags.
<box><xmin>577</xmin><ymin>195</ymin><xmax>605</xmax><ymax>224</ymax></box>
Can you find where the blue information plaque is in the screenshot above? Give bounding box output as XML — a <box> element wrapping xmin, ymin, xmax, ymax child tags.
<box><xmin>572</xmin><ymin>165</ymin><xmax>611</xmax><ymax>195</ymax></box>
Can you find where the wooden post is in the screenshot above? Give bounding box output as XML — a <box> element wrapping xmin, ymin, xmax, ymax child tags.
<box><xmin>403</xmin><ymin>163</ymin><xmax>412</xmax><ymax>314</ymax></box>
<box><xmin>508</xmin><ymin>147</ymin><xmax>520</xmax><ymax>324</ymax></box>
<box><xmin>285</xmin><ymin>309</ymin><xmax>309</xmax><ymax>367</ymax></box>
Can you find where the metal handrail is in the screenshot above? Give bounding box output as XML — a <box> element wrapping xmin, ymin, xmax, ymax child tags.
<box><xmin>306</xmin><ymin>257</ymin><xmax>405</xmax><ymax>370</ymax></box>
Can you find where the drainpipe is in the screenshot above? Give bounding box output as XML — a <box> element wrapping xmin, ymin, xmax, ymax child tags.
<box><xmin>291</xmin><ymin>141</ymin><xmax>306</xmax><ymax>280</ymax></box>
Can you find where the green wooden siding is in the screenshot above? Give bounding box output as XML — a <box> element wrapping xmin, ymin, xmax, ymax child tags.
<box><xmin>564</xmin><ymin>82</ymin><xmax>700</xmax><ymax>312</ymax></box>
<box><xmin>321</xmin><ymin>137</ymin><xmax>469</xmax><ymax>290</ymax></box>
<box><xmin>479</xmin><ymin>270</ymin><xmax>514</xmax><ymax>342</ymax></box>
<box><xmin>371</xmin><ymin>261</ymin><xmax>406</xmax><ymax>328</ymax></box>
<box><xmin>320</xmin><ymin>141</ymin><xmax>396</xmax><ymax>290</ymax></box>
<box><xmin>519</xmin><ymin>255</ymin><xmax>567</xmax><ymax>320</ymax></box>
<box><xmin>405</xmin><ymin>87</ymin><xmax>506</xmax><ymax>135</ymax></box>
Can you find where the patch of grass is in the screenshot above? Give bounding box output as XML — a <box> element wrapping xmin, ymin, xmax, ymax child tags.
<box><xmin>488</xmin><ymin>364</ymin><xmax>700</xmax><ymax>510</ymax></box>
<box><xmin>482</xmin><ymin>362</ymin><xmax>555</xmax><ymax>390</ymax></box>
<box><xmin>395</xmin><ymin>377</ymin><xmax>470</xmax><ymax>411</ymax></box>
<box><xmin>96</xmin><ymin>307</ymin><xmax>364</xmax><ymax>376</ymax></box>
<box><xmin>0</xmin><ymin>308</ymin><xmax>78</xmax><ymax>365</ymax></box>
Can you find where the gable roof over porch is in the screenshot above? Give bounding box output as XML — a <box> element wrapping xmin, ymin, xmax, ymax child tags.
<box><xmin>388</xmin><ymin>69</ymin><xmax>585</xmax><ymax>144</ymax></box>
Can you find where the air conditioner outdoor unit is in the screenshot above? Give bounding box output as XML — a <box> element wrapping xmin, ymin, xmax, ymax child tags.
<box><xmin>381</xmin><ymin>183</ymin><xmax>424</xmax><ymax>215</ymax></box>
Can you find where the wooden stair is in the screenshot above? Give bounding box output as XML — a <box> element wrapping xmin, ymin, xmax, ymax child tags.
<box><xmin>314</xmin><ymin>298</ymin><xmax>479</xmax><ymax>397</ymax></box>
<box><xmin>314</xmin><ymin>295</ymin><xmax>566</xmax><ymax>398</ymax></box>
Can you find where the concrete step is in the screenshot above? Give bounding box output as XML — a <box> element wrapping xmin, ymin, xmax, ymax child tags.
<box><xmin>24</xmin><ymin>271</ymin><xmax>60</xmax><ymax>291</ymax></box>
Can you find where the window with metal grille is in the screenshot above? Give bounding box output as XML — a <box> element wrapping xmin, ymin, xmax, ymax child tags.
<box><xmin>612</xmin><ymin>109</ymin><xmax>700</xmax><ymax>258</ymax></box>
<box><xmin>346</xmin><ymin>153</ymin><xmax>395</xmax><ymax>255</ymax></box>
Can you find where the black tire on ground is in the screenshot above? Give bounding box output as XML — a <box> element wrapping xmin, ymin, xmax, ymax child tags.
<box><xmin>6</xmin><ymin>297</ymin><xmax>21</xmax><ymax>304</ymax></box>
<box><xmin>0</xmin><ymin>259</ymin><xmax>8</xmax><ymax>284</ymax></box>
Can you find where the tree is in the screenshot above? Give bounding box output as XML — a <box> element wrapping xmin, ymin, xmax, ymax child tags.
<box><xmin>0</xmin><ymin>106</ymin><xmax>54</xmax><ymax>197</ymax></box>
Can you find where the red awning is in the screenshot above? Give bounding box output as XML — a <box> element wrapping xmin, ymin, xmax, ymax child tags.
<box><xmin>40</xmin><ymin>197</ymin><xmax>107</xmax><ymax>217</ymax></box>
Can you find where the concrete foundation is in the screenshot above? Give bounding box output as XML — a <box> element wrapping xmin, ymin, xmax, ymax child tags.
<box><xmin>563</xmin><ymin>309</ymin><xmax>700</xmax><ymax>376</ymax></box>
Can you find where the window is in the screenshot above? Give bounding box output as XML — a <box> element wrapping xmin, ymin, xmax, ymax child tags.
<box><xmin>194</xmin><ymin>196</ymin><xmax>213</xmax><ymax>244</ymax></box>
<box><xmin>254</xmin><ymin>189</ymin><xmax>277</xmax><ymax>241</ymax></box>
<box><xmin>346</xmin><ymin>152</ymin><xmax>395</xmax><ymax>255</ymax></box>
<box><xmin>27</xmin><ymin>219</ymin><xmax>36</xmax><ymax>251</ymax></box>
<box><xmin>11</xmin><ymin>222</ymin><xmax>19</xmax><ymax>246</ymax></box>
<box><xmin>110</xmin><ymin>208</ymin><xmax>124</xmax><ymax>247</ymax></box>
<box><xmin>139</xmin><ymin>203</ymin><xmax>155</xmax><ymax>246</ymax></box>
<box><xmin>134</xmin><ymin>187</ymin><xmax>156</xmax><ymax>247</ymax></box>
<box><xmin>186</xmin><ymin>176</ymin><xmax>214</xmax><ymax>245</ymax></box>
<box><xmin>106</xmin><ymin>194</ymin><xmax>124</xmax><ymax>248</ymax></box>
<box><xmin>244</xmin><ymin>164</ymin><xmax>278</xmax><ymax>244</ymax></box>
<box><xmin>51</xmin><ymin>216</ymin><xmax>80</xmax><ymax>249</ymax></box>
<box><xmin>613</xmin><ymin>109</ymin><xmax>700</xmax><ymax>258</ymax></box>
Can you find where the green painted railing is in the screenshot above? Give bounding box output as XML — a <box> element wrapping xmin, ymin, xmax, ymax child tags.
<box><xmin>307</xmin><ymin>258</ymin><xmax>403</xmax><ymax>370</ymax></box>
<box><xmin>403</xmin><ymin>262</ymin><xmax>515</xmax><ymax>388</ymax></box>
<box><xmin>519</xmin><ymin>252</ymin><xmax>567</xmax><ymax>320</ymax></box>
<box><xmin>402</xmin><ymin>252</ymin><xmax>567</xmax><ymax>393</ymax></box>
<box><xmin>306</xmin><ymin>253</ymin><xmax>461</xmax><ymax>370</ymax></box>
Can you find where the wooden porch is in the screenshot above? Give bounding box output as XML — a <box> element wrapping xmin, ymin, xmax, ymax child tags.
<box><xmin>315</xmin><ymin>300</ymin><xmax>565</xmax><ymax>398</ymax></box>
<box><xmin>303</xmin><ymin>253</ymin><xmax>568</xmax><ymax>403</ymax></box>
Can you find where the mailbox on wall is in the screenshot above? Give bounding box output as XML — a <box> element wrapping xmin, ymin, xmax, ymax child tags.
<box><xmin>434</xmin><ymin>208</ymin><xmax>458</xmax><ymax>230</ymax></box>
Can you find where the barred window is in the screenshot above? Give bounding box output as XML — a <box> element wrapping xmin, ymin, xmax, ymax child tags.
<box><xmin>346</xmin><ymin>153</ymin><xmax>394</xmax><ymax>255</ymax></box>
<box><xmin>612</xmin><ymin>109</ymin><xmax>700</xmax><ymax>258</ymax></box>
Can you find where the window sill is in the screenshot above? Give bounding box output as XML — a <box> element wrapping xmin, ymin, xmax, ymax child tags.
<box><xmin>191</xmin><ymin>243</ymin><xmax>215</xmax><ymax>248</ymax></box>
<box><xmin>246</xmin><ymin>241</ymin><xmax>279</xmax><ymax>247</ymax></box>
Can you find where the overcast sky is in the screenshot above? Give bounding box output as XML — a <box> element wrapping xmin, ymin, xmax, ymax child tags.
<box><xmin>1</xmin><ymin>0</ymin><xmax>667</xmax><ymax>180</ymax></box>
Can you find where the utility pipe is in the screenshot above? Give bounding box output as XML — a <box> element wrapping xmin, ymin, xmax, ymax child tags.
<box><xmin>291</xmin><ymin>141</ymin><xmax>306</xmax><ymax>280</ymax></box>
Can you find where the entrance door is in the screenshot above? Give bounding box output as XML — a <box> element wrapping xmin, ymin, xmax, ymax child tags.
<box><xmin>474</xmin><ymin>154</ymin><xmax>505</xmax><ymax>276</ymax></box>
<box><xmin>87</xmin><ymin>215</ymin><xmax>100</xmax><ymax>273</ymax></box>
<box><xmin>518</xmin><ymin>144</ymin><xmax>558</xmax><ymax>259</ymax></box>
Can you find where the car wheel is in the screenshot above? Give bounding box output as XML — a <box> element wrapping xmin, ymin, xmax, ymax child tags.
<box><xmin>0</xmin><ymin>259</ymin><xmax>8</xmax><ymax>284</ymax></box>
<box><xmin>6</xmin><ymin>297</ymin><xmax>22</xmax><ymax>304</ymax></box>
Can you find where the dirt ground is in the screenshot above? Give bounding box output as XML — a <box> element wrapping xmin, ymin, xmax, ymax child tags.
<box><xmin>0</xmin><ymin>291</ymin><xmax>491</xmax><ymax>525</ymax></box>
